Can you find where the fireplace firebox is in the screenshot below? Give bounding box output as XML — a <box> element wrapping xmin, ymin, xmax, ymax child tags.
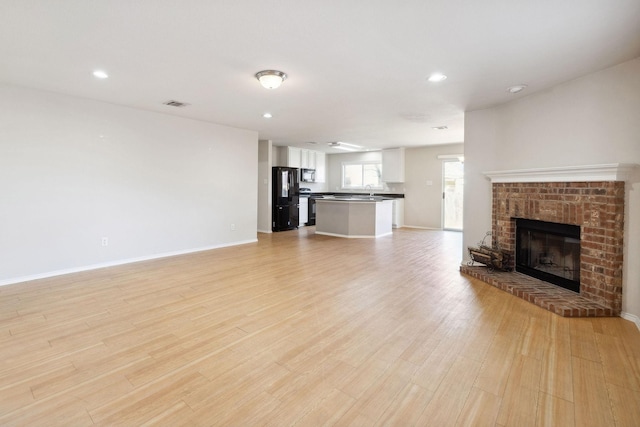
<box><xmin>515</xmin><ymin>218</ymin><xmax>581</xmax><ymax>293</ymax></box>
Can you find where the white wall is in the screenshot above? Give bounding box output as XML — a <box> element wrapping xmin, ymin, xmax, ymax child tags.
<box><xmin>0</xmin><ymin>84</ymin><xmax>258</xmax><ymax>284</ymax></box>
<box><xmin>463</xmin><ymin>58</ymin><xmax>640</xmax><ymax>321</ymax></box>
<box><xmin>404</xmin><ymin>143</ymin><xmax>464</xmax><ymax>229</ymax></box>
<box><xmin>258</xmin><ymin>140</ymin><xmax>272</xmax><ymax>233</ymax></box>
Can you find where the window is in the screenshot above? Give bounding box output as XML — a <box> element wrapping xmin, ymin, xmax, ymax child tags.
<box><xmin>342</xmin><ymin>161</ymin><xmax>383</xmax><ymax>189</ymax></box>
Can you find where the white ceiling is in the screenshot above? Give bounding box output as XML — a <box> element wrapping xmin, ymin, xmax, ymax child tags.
<box><xmin>1</xmin><ymin>1</ymin><xmax>639</xmax><ymax>152</ymax></box>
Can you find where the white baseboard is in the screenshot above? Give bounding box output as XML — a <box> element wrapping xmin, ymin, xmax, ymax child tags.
<box><xmin>0</xmin><ymin>239</ymin><xmax>258</xmax><ymax>287</ymax></box>
<box><xmin>257</xmin><ymin>229</ymin><xmax>272</xmax><ymax>234</ymax></box>
<box><xmin>621</xmin><ymin>312</ymin><xmax>640</xmax><ymax>331</ymax></box>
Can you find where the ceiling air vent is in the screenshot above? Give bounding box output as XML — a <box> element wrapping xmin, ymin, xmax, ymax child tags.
<box><xmin>163</xmin><ymin>100</ymin><xmax>190</xmax><ymax>108</ymax></box>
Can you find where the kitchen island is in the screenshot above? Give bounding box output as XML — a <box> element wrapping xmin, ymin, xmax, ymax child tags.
<box><xmin>315</xmin><ymin>197</ymin><xmax>393</xmax><ymax>238</ymax></box>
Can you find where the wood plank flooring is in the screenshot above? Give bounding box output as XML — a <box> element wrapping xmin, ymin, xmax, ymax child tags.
<box><xmin>1</xmin><ymin>228</ymin><xmax>639</xmax><ymax>426</ymax></box>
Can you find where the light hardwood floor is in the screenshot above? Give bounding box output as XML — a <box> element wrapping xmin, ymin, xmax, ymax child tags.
<box><xmin>1</xmin><ymin>228</ymin><xmax>639</xmax><ymax>426</ymax></box>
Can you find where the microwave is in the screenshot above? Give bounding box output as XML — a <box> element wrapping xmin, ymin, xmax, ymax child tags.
<box><xmin>301</xmin><ymin>168</ymin><xmax>315</xmax><ymax>182</ymax></box>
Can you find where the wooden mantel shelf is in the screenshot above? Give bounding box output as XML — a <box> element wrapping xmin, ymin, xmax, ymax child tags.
<box><xmin>483</xmin><ymin>163</ymin><xmax>639</xmax><ymax>183</ymax></box>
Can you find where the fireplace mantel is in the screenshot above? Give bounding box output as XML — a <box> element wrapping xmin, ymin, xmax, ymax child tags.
<box><xmin>483</xmin><ymin>163</ymin><xmax>638</xmax><ymax>183</ymax></box>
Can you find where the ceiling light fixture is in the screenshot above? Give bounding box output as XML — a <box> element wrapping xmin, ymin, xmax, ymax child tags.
<box><xmin>334</xmin><ymin>145</ymin><xmax>356</xmax><ymax>152</ymax></box>
<box><xmin>255</xmin><ymin>70</ymin><xmax>287</xmax><ymax>89</ymax></box>
<box><xmin>427</xmin><ymin>73</ymin><xmax>447</xmax><ymax>82</ymax></box>
<box><xmin>335</xmin><ymin>141</ymin><xmax>362</xmax><ymax>148</ymax></box>
<box><xmin>93</xmin><ymin>70</ymin><xmax>109</xmax><ymax>79</ymax></box>
<box><xmin>432</xmin><ymin>126</ymin><xmax>448</xmax><ymax>130</ymax></box>
<box><xmin>507</xmin><ymin>84</ymin><xmax>528</xmax><ymax>94</ymax></box>
<box><xmin>328</xmin><ymin>142</ymin><xmax>357</xmax><ymax>151</ymax></box>
<box><xmin>262</xmin><ymin>112</ymin><xmax>273</xmax><ymax>118</ymax></box>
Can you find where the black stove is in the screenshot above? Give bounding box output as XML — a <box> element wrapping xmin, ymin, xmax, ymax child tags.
<box><xmin>299</xmin><ymin>187</ymin><xmax>311</xmax><ymax>197</ymax></box>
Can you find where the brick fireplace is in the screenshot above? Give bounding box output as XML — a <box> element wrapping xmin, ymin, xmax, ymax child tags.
<box><xmin>493</xmin><ymin>180</ymin><xmax>624</xmax><ymax>313</ymax></box>
<box><xmin>461</xmin><ymin>164</ymin><xmax>635</xmax><ymax>317</ymax></box>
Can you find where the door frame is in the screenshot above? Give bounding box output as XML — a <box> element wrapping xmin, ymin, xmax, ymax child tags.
<box><xmin>441</xmin><ymin>159</ymin><xmax>464</xmax><ymax>231</ymax></box>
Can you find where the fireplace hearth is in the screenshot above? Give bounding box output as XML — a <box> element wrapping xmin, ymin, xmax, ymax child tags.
<box><xmin>515</xmin><ymin>218</ymin><xmax>580</xmax><ymax>293</ymax></box>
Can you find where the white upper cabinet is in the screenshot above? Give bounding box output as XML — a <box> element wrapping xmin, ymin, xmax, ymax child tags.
<box><xmin>310</xmin><ymin>150</ymin><xmax>317</xmax><ymax>170</ymax></box>
<box><xmin>382</xmin><ymin>148</ymin><xmax>405</xmax><ymax>182</ymax></box>
<box><xmin>281</xmin><ymin>146</ymin><xmax>301</xmax><ymax>168</ymax></box>
<box><xmin>300</xmin><ymin>149</ymin><xmax>317</xmax><ymax>170</ymax></box>
<box><xmin>278</xmin><ymin>147</ymin><xmax>325</xmax><ymax>182</ymax></box>
<box><xmin>314</xmin><ymin>151</ymin><xmax>326</xmax><ymax>182</ymax></box>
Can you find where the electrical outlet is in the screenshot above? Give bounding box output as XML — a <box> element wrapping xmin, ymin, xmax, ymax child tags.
<box><xmin>101</xmin><ymin>237</ymin><xmax>109</xmax><ymax>246</ymax></box>
<box><xmin>230</xmin><ymin>223</ymin><xmax>235</xmax><ymax>231</ymax></box>
<box><xmin>426</xmin><ymin>180</ymin><xmax>433</xmax><ymax>186</ymax></box>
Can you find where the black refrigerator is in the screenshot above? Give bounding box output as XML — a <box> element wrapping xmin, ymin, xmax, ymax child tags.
<box><xmin>272</xmin><ymin>167</ymin><xmax>299</xmax><ymax>231</ymax></box>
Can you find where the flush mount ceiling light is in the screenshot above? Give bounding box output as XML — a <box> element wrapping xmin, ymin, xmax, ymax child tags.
<box><xmin>92</xmin><ymin>70</ymin><xmax>109</xmax><ymax>79</ymax></box>
<box><xmin>427</xmin><ymin>73</ymin><xmax>447</xmax><ymax>82</ymax></box>
<box><xmin>262</xmin><ymin>112</ymin><xmax>273</xmax><ymax>118</ymax></box>
<box><xmin>507</xmin><ymin>84</ymin><xmax>528</xmax><ymax>94</ymax></box>
<box><xmin>335</xmin><ymin>141</ymin><xmax>362</xmax><ymax>148</ymax></box>
<box><xmin>328</xmin><ymin>142</ymin><xmax>358</xmax><ymax>151</ymax></box>
<box><xmin>255</xmin><ymin>70</ymin><xmax>287</xmax><ymax>89</ymax></box>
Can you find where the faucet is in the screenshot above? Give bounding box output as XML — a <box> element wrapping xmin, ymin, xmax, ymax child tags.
<box><xmin>364</xmin><ymin>184</ymin><xmax>374</xmax><ymax>196</ymax></box>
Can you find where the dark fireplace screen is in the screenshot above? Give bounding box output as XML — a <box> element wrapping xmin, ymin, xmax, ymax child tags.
<box><xmin>515</xmin><ymin>218</ymin><xmax>581</xmax><ymax>293</ymax></box>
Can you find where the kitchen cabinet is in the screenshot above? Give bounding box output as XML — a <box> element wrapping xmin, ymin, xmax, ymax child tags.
<box><xmin>392</xmin><ymin>198</ymin><xmax>404</xmax><ymax>228</ymax></box>
<box><xmin>279</xmin><ymin>146</ymin><xmax>325</xmax><ymax>182</ymax></box>
<box><xmin>309</xmin><ymin>150</ymin><xmax>317</xmax><ymax>169</ymax></box>
<box><xmin>280</xmin><ymin>147</ymin><xmax>301</xmax><ymax>168</ymax></box>
<box><xmin>382</xmin><ymin>148</ymin><xmax>405</xmax><ymax>182</ymax></box>
<box><xmin>289</xmin><ymin>147</ymin><xmax>302</xmax><ymax>168</ymax></box>
<box><xmin>301</xmin><ymin>149</ymin><xmax>317</xmax><ymax>170</ymax></box>
<box><xmin>299</xmin><ymin>197</ymin><xmax>308</xmax><ymax>226</ymax></box>
<box><xmin>314</xmin><ymin>151</ymin><xmax>326</xmax><ymax>182</ymax></box>
<box><xmin>315</xmin><ymin>198</ymin><xmax>393</xmax><ymax>238</ymax></box>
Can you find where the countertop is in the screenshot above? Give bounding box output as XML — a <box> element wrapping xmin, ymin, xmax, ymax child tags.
<box><xmin>315</xmin><ymin>196</ymin><xmax>394</xmax><ymax>202</ymax></box>
<box><xmin>310</xmin><ymin>192</ymin><xmax>404</xmax><ymax>199</ymax></box>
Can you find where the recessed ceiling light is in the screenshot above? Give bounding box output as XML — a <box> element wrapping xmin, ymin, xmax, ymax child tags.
<box><xmin>507</xmin><ymin>84</ymin><xmax>528</xmax><ymax>94</ymax></box>
<box><xmin>432</xmin><ymin>126</ymin><xmax>448</xmax><ymax>130</ymax></box>
<box><xmin>93</xmin><ymin>70</ymin><xmax>109</xmax><ymax>79</ymax></box>
<box><xmin>263</xmin><ymin>112</ymin><xmax>273</xmax><ymax>118</ymax></box>
<box><xmin>427</xmin><ymin>73</ymin><xmax>447</xmax><ymax>82</ymax></box>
